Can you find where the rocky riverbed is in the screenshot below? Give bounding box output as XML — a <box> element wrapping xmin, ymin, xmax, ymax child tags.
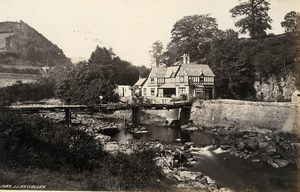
<box><xmin>43</xmin><ymin>111</ymin><xmax>299</xmax><ymax>191</ymax></box>
<box><xmin>205</xmin><ymin>124</ymin><xmax>300</xmax><ymax>169</ymax></box>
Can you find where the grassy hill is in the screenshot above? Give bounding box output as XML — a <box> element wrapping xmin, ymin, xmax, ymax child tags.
<box><xmin>0</xmin><ymin>21</ymin><xmax>71</xmax><ymax>67</ymax></box>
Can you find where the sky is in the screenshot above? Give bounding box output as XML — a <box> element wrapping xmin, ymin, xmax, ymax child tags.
<box><xmin>0</xmin><ymin>0</ymin><xmax>299</xmax><ymax>67</ymax></box>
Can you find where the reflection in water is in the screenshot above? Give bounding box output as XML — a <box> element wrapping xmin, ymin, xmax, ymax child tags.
<box><xmin>111</xmin><ymin>124</ymin><xmax>216</xmax><ymax>146</ymax></box>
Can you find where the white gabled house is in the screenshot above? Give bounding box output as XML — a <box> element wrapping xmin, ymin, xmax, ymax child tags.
<box><xmin>115</xmin><ymin>85</ymin><xmax>132</xmax><ymax>97</ymax></box>
<box><xmin>134</xmin><ymin>54</ymin><xmax>215</xmax><ymax>100</ymax></box>
<box><xmin>132</xmin><ymin>77</ymin><xmax>147</xmax><ymax>97</ymax></box>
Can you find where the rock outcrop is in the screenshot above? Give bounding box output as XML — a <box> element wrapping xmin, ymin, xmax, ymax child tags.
<box><xmin>254</xmin><ymin>73</ymin><xmax>296</xmax><ymax>101</ymax></box>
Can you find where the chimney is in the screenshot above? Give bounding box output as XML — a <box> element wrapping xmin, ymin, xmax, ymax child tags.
<box><xmin>182</xmin><ymin>54</ymin><xmax>190</xmax><ymax>64</ymax></box>
<box><xmin>155</xmin><ymin>59</ymin><xmax>159</xmax><ymax>67</ymax></box>
<box><xmin>182</xmin><ymin>54</ymin><xmax>186</xmax><ymax>64</ymax></box>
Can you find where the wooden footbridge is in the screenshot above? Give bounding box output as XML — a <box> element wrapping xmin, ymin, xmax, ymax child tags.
<box><xmin>3</xmin><ymin>102</ymin><xmax>192</xmax><ymax>126</ymax></box>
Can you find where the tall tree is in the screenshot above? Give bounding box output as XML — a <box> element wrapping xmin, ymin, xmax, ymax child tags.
<box><xmin>149</xmin><ymin>41</ymin><xmax>164</xmax><ymax>67</ymax></box>
<box><xmin>88</xmin><ymin>46</ymin><xmax>115</xmax><ymax>65</ymax></box>
<box><xmin>230</xmin><ymin>0</ymin><xmax>272</xmax><ymax>38</ymax></box>
<box><xmin>170</xmin><ymin>14</ymin><xmax>220</xmax><ymax>62</ymax></box>
<box><xmin>281</xmin><ymin>11</ymin><xmax>300</xmax><ymax>33</ymax></box>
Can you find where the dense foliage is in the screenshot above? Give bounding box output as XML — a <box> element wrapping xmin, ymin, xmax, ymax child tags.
<box><xmin>51</xmin><ymin>46</ymin><xmax>143</xmax><ymax>104</ymax></box>
<box><xmin>207</xmin><ymin>32</ymin><xmax>299</xmax><ymax>99</ymax></box>
<box><xmin>281</xmin><ymin>11</ymin><xmax>300</xmax><ymax>33</ymax></box>
<box><xmin>0</xmin><ymin>111</ymin><xmax>165</xmax><ymax>190</ymax></box>
<box><xmin>162</xmin><ymin>14</ymin><xmax>221</xmax><ymax>65</ymax></box>
<box><xmin>230</xmin><ymin>0</ymin><xmax>272</xmax><ymax>38</ymax></box>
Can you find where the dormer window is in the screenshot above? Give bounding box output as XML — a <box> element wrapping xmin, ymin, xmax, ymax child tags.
<box><xmin>179</xmin><ymin>76</ymin><xmax>184</xmax><ymax>83</ymax></box>
<box><xmin>199</xmin><ymin>76</ymin><xmax>204</xmax><ymax>83</ymax></box>
<box><xmin>150</xmin><ymin>78</ymin><xmax>154</xmax><ymax>84</ymax></box>
<box><xmin>200</xmin><ymin>73</ymin><xmax>204</xmax><ymax>83</ymax></box>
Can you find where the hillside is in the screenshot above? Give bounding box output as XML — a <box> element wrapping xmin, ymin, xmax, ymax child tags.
<box><xmin>0</xmin><ymin>21</ymin><xmax>71</xmax><ymax>67</ymax></box>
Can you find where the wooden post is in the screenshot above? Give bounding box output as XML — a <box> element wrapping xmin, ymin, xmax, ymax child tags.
<box><xmin>65</xmin><ymin>108</ymin><xmax>71</xmax><ymax>125</ymax></box>
<box><xmin>132</xmin><ymin>107</ymin><xmax>140</xmax><ymax>127</ymax></box>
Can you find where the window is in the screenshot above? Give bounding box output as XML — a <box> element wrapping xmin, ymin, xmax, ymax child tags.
<box><xmin>200</xmin><ymin>77</ymin><xmax>204</xmax><ymax>83</ymax></box>
<box><xmin>178</xmin><ymin>87</ymin><xmax>186</xmax><ymax>95</ymax></box>
<box><xmin>179</xmin><ymin>76</ymin><xmax>184</xmax><ymax>83</ymax></box>
<box><xmin>157</xmin><ymin>78</ymin><xmax>165</xmax><ymax>85</ymax></box>
<box><xmin>151</xmin><ymin>88</ymin><xmax>155</xmax><ymax>96</ymax></box>
<box><xmin>150</xmin><ymin>78</ymin><xmax>155</xmax><ymax>84</ymax></box>
<box><xmin>194</xmin><ymin>87</ymin><xmax>204</xmax><ymax>97</ymax></box>
<box><xmin>188</xmin><ymin>76</ymin><xmax>205</xmax><ymax>85</ymax></box>
<box><xmin>143</xmin><ymin>88</ymin><xmax>147</xmax><ymax>96</ymax></box>
<box><xmin>158</xmin><ymin>89</ymin><xmax>163</xmax><ymax>97</ymax></box>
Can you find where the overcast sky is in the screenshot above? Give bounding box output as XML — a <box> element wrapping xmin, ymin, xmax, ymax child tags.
<box><xmin>0</xmin><ymin>0</ymin><xmax>299</xmax><ymax>67</ymax></box>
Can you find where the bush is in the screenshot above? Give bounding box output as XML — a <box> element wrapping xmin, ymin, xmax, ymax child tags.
<box><xmin>0</xmin><ymin>110</ymin><xmax>106</xmax><ymax>171</ymax></box>
<box><xmin>0</xmin><ymin>110</ymin><xmax>167</xmax><ymax>190</ymax></box>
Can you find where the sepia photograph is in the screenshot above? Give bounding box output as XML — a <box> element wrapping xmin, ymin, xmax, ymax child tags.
<box><xmin>0</xmin><ymin>0</ymin><xmax>299</xmax><ymax>191</ymax></box>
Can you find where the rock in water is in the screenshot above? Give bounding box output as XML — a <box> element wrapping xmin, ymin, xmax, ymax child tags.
<box><xmin>267</xmin><ymin>159</ymin><xmax>279</xmax><ymax>168</ymax></box>
<box><xmin>273</xmin><ymin>159</ymin><xmax>289</xmax><ymax>168</ymax></box>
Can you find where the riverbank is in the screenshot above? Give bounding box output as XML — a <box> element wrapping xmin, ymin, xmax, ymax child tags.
<box><xmin>43</xmin><ymin>110</ymin><xmax>299</xmax><ymax>191</ymax></box>
<box><xmin>0</xmin><ymin>111</ymin><xmax>170</xmax><ymax>191</ymax></box>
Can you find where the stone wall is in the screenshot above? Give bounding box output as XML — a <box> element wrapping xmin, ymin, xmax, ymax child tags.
<box><xmin>191</xmin><ymin>99</ymin><xmax>298</xmax><ymax>132</ymax></box>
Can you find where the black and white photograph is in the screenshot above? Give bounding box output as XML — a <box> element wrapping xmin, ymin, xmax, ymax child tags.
<box><xmin>0</xmin><ymin>0</ymin><xmax>299</xmax><ymax>191</ymax></box>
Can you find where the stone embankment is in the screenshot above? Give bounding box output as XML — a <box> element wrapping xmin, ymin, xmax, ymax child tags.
<box><xmin>189</xmin><ymin>99</ymin><xmax>300</xmax><ymax>169</ymax></box>
<box><xmin>191</xmin><ymin>99</ymin><xmax>297</xmax><ymax>132</ymax></box>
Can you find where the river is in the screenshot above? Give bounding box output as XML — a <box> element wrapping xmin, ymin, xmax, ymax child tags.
<box><xmin>103</xmin><ymin>119</ymin><xmax>298</xmax><ymax>192</ymax></box>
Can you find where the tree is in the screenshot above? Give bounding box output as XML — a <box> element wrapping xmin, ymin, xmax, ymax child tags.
<box><xmin>88</xmin><ymin>46</ymin><xmax>115</xmax><ymax>65</ymax></box>
<box><xmin>230</xmin><ymin>0</ymin><xmax>272</xmax><ymax>38</ymax></box>
<box><xmin>208</xmin><ymin>29</ymin><xmax>256</xmax><ymax>99</ymax></box>
<box><xmin>281</xmin><ymin>11</ymin><xmax>300</xmax><ymax>33</ymax></box>
<box><xmin>170</xmin><ymin>14</ymin><xmax>220</xmax><ymax>61</ymax></box>
<box><xmin>149</xmin><ymin>41</ymin><xmax>164</xmax><ymax>67</ymax></box>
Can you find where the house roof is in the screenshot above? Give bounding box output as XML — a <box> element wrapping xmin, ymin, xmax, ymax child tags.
<box><xmin>150</xmin><ymin>66</ymin><xmax>180</xmax><ymax>78</ymax></box>
<box><xmin>133</xmin><ymin>78</ymin><xmax>147</xmax><ymax>86</ymax></box>
<box><xmin>177</xmin><ymin>64</ymin><xmax>215</xmax><ymax>77</ymax></box>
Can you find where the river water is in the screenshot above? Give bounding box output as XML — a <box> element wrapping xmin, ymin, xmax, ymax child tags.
<box><xmin>106</xmin><ymin>120</ymin><xmax>298</xmax><ymax>192</ymax></box>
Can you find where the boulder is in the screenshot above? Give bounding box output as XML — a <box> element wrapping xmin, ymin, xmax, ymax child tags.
<box><xmin>184</xmin><ymin>142</ymin><xmax>194</xmax><ymax>150</ymax></box>
<box><xmin>258</xmin><ymin>141</ymin><xmax>269</xmax><ymax>149</ymax></box>
<box><xmin>267</xmin><ymin>159</ymin><xmax>279</xmax><ymax>168</ymax></box>
<box><xmin>273</xmin><ymin>159</ymin><xmax>289</xmax><ymax>168</ymax></box>
<box><xmin>236</xmin><ymin>141</ymin><xmax>246</xmax><ymax>151</ymax></box>
<box><xmin>220</xmin><ymin>145</ymin><xmax>231</xmax><ymax>150</ymax></box>
<box><xmin>245</xmin><ymin>139</ymin><xmax>259</xmax><ymax>151</ymax></box>
<box><xmin>185</xmin><ymin>126</ymin><xmax>199</xmax><ymax>131</ymax></box>
<box><xmin>266</xmin><ymin>146</ymin><xmax>277</xmax><ymax>155</ymax></box>
<box><xmin>178</xmin><ymin>171</ymin><xmax>203</xmax><ymax>181</ymax></box>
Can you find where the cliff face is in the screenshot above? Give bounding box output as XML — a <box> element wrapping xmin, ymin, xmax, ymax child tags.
<box><xmin>254</xmin><ymin>73</ymin><xmax>296</xmax><ymax>101</ymax></box>
<box><xmin>0</xmin><ymin>21</ymin><xmax>70</xmax><ymax>66</ymax></box>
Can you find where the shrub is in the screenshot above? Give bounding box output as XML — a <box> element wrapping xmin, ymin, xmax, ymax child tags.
<box><xmin>0</xmin><ymin>110</ymin><xmax>106</xmax><ymax>171</ymax></box>
<box><xmin>0</xmin><ymin>110</ymin><xmax>168</xmax><ymax>190</ymax></box>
